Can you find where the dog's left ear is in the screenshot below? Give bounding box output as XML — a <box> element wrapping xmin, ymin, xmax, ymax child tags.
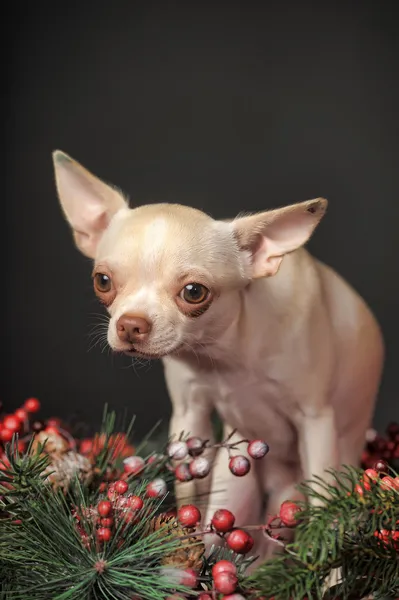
<box><xmin>232</xmin><ymin>198</ymin><xmax>328</xmax><ymax>278</ymax></box>
<box><xmin>52</xmin><ymin>151</ymin><xmax>128</xmax><ymax>258</ymax></box>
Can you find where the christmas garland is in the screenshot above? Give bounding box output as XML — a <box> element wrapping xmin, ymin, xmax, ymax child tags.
<box><xmin>0</xmin><ymin>398</ymin><xmax>398</xmax><ymax>600</ymax></box>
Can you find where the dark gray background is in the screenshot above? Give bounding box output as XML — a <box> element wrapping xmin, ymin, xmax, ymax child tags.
<box><xmin>4</xmin><ymin>1</ymin><xmax>399</xmax><ymax>437</ymax></box>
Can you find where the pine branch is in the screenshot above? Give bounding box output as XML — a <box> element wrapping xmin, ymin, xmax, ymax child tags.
<box><xmin>246</xmin><ymin>466</ymin><xmax>399</xmax><ymax>600</ymax></box>
<box><xmin>0</xmin><ymin>475</ymin><xmax>194</xmax><ymax>600</ymax></box>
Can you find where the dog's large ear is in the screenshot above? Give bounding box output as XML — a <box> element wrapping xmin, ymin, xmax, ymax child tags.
<box><xmin>52</xmin><ymin>151</ymin><xmax>128</xmax><ymax>258</ymax></box>
<box><xmin>232</xmin><ymin>198</ymin><xmax>327</xmax><ymax>278</ymax></box>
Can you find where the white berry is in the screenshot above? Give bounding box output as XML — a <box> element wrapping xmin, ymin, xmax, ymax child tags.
<box><xmin>167</xmin><ymin>441</ymin><xmax>189</xmax><ymax>460</ymax></box>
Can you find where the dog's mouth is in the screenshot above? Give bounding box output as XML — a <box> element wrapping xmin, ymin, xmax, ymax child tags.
<box><xmin>123</xmin><ymin>344</ymin><xmax>184</xmax><ymax>360</ymax></box>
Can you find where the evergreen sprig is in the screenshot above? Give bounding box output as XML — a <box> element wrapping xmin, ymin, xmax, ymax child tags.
<box><xmin>0</xmin><ymin>472</ymin><xmax>192</xmax><ymax>599</ymax></box>
<box><xmin>245</xmin><ymin>466</ymin><xmax>399</xmax><ymax>600</ymax></box>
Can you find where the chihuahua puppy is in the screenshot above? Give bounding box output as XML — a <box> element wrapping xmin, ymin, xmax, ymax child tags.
<box><xmin>53</xmin><ymin>151</ymin><xmax>384</xmax><ymax>558</ymax></box>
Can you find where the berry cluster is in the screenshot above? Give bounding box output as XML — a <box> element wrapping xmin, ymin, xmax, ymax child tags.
<box><xmin>0</xmin><ymin>397</ymin><xmax>41</xmax><ymax>447</ymax></box>
<box><xmin>354</xmin><ymin>459</ymin><xmax>399</xmax><ymax>497</ymax></box>
<box><xmin>74</xmin><ymin>479</ymin><xmax>146</xmax><ymax>547</ymax></box>
<box><xmin>167</xmin><ymin>434</ymin><xmax>269</xmax><ymax>483</ymax></box>
<box><xmin>164</xmin><ymin>500</ymin><xmax>303</xmax><ymax>599</ymax></box>
<box><xmin>362</xmin><ymin>422</ymin><xmax>399</xmax><ymax>469</ymax></box>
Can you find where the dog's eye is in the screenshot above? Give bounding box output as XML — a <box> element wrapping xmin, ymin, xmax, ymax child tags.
<box><xmin>94</xmin><ymin>273</ymin><xmax>112</xmax><ymax>293</ymax></box>
<box><xmin>180</xmin><ymin>283</ymin><xmax>209</xmax><ymax>304</ymax></box>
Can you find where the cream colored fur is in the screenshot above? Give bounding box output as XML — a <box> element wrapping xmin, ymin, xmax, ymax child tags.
<box><xmin>52</xmin><ymin>150</ymin><xmax>384</xmax><ymax>561</ymax></box>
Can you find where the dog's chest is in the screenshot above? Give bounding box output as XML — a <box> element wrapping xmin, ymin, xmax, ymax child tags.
<box><xmin>207</xmin><ymin>368</ymin><xmax>299</xmax><ymax>456</ymax></box>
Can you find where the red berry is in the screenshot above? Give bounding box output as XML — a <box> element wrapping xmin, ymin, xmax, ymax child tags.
<box><xmin>127</xmin><ymin>495</ymin><xmax>144</xmax><ymax>511</ymax></box>
<box><xmin>97</xmin><ymin>527</ymin><xmax>112</xmax><ymax>542</ymax></box>
<box><xmin>226</xmin><ymin>529</ymin><xmax>254</xmax><ymax>554</ymax></box>
<box><xmin>222</xmin><ymin>596</ymin><xmax>247</xmax><ymax>600</ymax></box>
<box><xmin>198</xmin><ymin>595</ymin><xmax>212</xmax><ymax>600</ymax></box>
<box><xmin>213</xmin><ymin>571</ymin><xmax>238</xmax><ymax>594</ymax></box>
<box><xmin>177</xmin><ymin>504</ymin><xmax>201</xmax><ymax>528</ymax></box>
<box><xmin>374</xmin><ymin>459</ymin><xmax>388</xmax><ymax>473</ymax></box>
<box><xmin>175</xmin><ymin>463</ymin><xmax>193</xmax><ymax>482</ymax></box>
<box><xmin>229</xmin><ymin>455</ymin><xmax>251</xmax><ymax>477</ymax></box>
<box><xmin>24</xmin><ymin>397</ymin><xmax>41</xmax><ymax>413</ymax></box>
<box><xmin>100</xmin><ymin>517</ymin><xmax>114</xmax><ymax>527</ymax></box>
<box><xmin>279</xmin><ymin>501</ymin><xmax>302</xmax><ymax>526</ymax></box>
<box><xmin>363</xmin><ymin>468</ymin><xmax>379</xmax><ymax>489</ymax></box>
<box><xmin>14</xmin><ymin>408</ymin><xmax>27</xmax><ymax>422</ymax></box>
<box><xmin>211</xmin><ymin>509</ymin><xmax>235</xmax><ymax>532</ymax></box>
<box><xmin>123</xmin><ymin>455</ymin><xmax>145</xmax><ymax>475</ymax></box>
<box><xmin>0</xmin><ymin>428</ymin><xmax>14</xmax><ymax>443</ymax></box>
<box><xmin>187</xmin><ymin>436</ymin><xmax>205</xmax><ymax>456</ymax></box>
<box><xmin>146</xmin><ymin>478</ymin><xmax>167</xmax><ymax>498</ymax></box>
<box><xmin>180</xmin><ymin>568</ymin><xmax>197</xmax><ymax>588</ymax></box>
<box><xmin>167</xmin><ymin>441</ymin><xmax>189</xmax><ymax>460</ymax></box>
<box><xmin>380</xmin><ymin>476</ymin><xmax>396</xmax><ymax>491</ymax></box>
<box><xmin>98</xmin><ymin>500</ymin><xmax>112</xmax><ymax>517</ymax></box>
<box><xmin>45</xmin><ymin>425</ymin><xmax>60</xmax><ymax>435</ymax></box>
<box><xmin>247</xmin><ymin>440</ymin><xmax>269</xmax><ymax>459</ymax></box>
<box><xmin>3</xmin><ymin>416</ymin><xmax>21</xmax><ymax>433</ymax></box>
<box><xmin>212</xmin><ymin>559</ymin><xmax>237</xmax><ymax>578</ymax></box>
<box><xmin>114</xmin><ymin>480</ymin><xmax>128</xmax><ymax>494</ymax></box>
<box><xmin>354</xmin><ymin>483</ymin><xmax>365</xmax><ymax>496</ymax></box>
<box><xmin>79</xmin><ymin>439</ymin><xmax>93</xmax><ymax>455</ymax></box>
<box><xmin>189</xmin><ymin>456</ymin><xmax>211</xmax><ymax>479</ymax></box>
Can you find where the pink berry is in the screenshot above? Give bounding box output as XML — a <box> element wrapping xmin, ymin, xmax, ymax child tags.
<box><xmin>146</xmin><ymin>478</ymin><xmax>167</xmax><ymax>498</ymax></box>
<box><xmin>98</xmin><ymin>500</ymin><xmax>112</xmax><ymax>517</ymax></box>
<box><xmin>114</xmin><ymin>480</ymin><xmax>128</xmax><ymax>494</ymax></box>
<box><xmin>229</xmin><ymin>455</ymin><xmax>251</xmax><ymax>477</ymax></box>
<box><xmin>187</xmin><ymin>436</ymin><xmax>205</xmax><ymax>456</ymax></box>
<box><xmin>211</xmin><ymin>509</ymin><xmax>235</xmax><ymax>533</ymax></box>
<box><xmin>189</xmin><ymin>456</ymin><xmax>211</xmax><ymax>479</ymax></box>
<box><xmin>213</xmin><ymin>571</ymin><xmax>238</xmax><ymax>594</ymax></box>
<box><xmin>167</xmin><ymin>441</ymin><xmax>188</xmax><ymax>460</ymax></box>
<box><xmin>212</xmin><ymin>559</ymin><xmax>237</xmax><ymax>578</ymax></box>
<box><xmin>279</xmin><ymin>500</ymin><xmax>301</xmax><ymax>527</ymax></box>
<box><xmin>247</xmin><ymin>439</ymin><xmax>269</xmax><ymax>459</ymax></box>
<box><xmin>175</xmin><ymin>463</ymin><xmax>194</xmax><ymax>482</ymax></box>
<box><xmin>123</xmin><ymin>455</ymin><xmax>145</xmax><ymax>475</ymax></box>
<box><xmin>226</xmin><ymin>529</ymin><xmax>254</xmax><ymax>554</ymax></box>
<box><xmin>177</xmin><ymin>504</ymin><xmax>201</xmax><ymax>528</ymax></box>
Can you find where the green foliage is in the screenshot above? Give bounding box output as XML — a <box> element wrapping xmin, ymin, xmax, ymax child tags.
<box><xmin>1</xmin><ymin>410</ymin><xmax>399</xmax><ymax>600</ymax></box>
<box><xmin>0</xmin><ymin>469</ymin><xmax>191</xmax><ymax>599</ymax></box>
<box><xmin>0</xmin><ymin>412</ymin><xmax>192</xmax><ymax>600</ymax></box>
<box><xmin>246</xmin><ymin>467</ymin><xmax>399</xmax><ymax>600</ymax></box>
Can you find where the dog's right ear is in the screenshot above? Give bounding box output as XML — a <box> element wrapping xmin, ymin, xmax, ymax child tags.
<box><xmin>52</xmin><ymin>151</ymin><xmax>128</xmax><ymax>258</ymax></box>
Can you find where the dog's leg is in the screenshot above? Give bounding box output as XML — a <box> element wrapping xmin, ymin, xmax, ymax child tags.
<box><xmin>169</xmin><ymin>405</ymin><xmax>215</xmax><ymax>510</ymax></box>
<box><xmin>203</xmin><ymin>425</ymin><xmax>264</xmax><ymax>554</ymax></box>
<box><xmin>164</xmin><ymin>358</ymin><xmax>216</xmax><ymax>510</ymax></box>
<box><xmin>297</xmin><ymin>405</ymin><xmax>339</xmax><ymax>505</ymax></box>
<box><xmin>259</xmin><ymin>460</ymin><xmax>303</xmax><ymax>560</ymax></box>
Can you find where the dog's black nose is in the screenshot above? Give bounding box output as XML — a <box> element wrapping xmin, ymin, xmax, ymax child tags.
<box><xmin>116</xmin><ymin>314</ymin><xmax>152</xmax><ymax>344</ymax></box>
